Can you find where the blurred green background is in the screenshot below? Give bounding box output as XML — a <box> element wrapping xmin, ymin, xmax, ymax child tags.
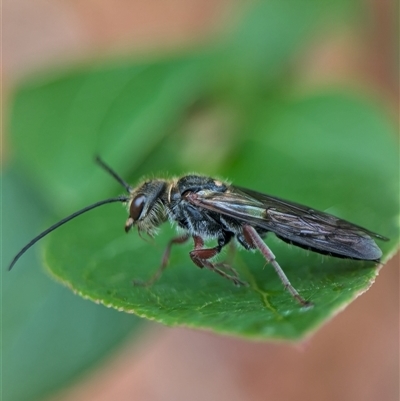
<box><xmin>2</xmin><ymin>1</ymin><xmax>398</xmax><ymax>401</ymax></box>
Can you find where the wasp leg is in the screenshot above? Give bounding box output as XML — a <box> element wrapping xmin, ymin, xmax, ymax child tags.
<box><xmin>133</xmin><ymin>234</ymin><xmax>190</xmax><ymax>286</ymax></box>
<box><xmin>214</xmin><ymin>241</ymin><xmax>239</xmax><ymax>276</ymax></box>
<box><xmin>243</xmin><ymin>225</ymin><xmax>312</xmax><ymax>307</ymax></box>
<box><xmin>190</xmin><ymin>235</ymin><xmax>248</xmax><ymax>286</ymax></box>
<box><xmin>214</xmin><ymin>262</ymin><xmax>240</xmax><ymax>277</ymax></box>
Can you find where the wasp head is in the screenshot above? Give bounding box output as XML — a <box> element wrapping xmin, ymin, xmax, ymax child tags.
<box><xmin>125</xmin><ymin>180</ymin><xmax>169</xmax><ymax>237</ymax></box>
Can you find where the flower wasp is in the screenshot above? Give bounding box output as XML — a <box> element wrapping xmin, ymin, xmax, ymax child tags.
<box><xmin>9</xmin><ymin>157</ymin><xmax>388</xmax><ymax>306</ymax></box>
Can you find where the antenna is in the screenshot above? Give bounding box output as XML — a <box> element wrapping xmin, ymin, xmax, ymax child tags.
<box><xmin>8</xmin><ymin>195</ymin><xmax>129</xmax><ymax>271</ymax></box>
<box><xmin>9</xmin><ymin>157</ymin><xmax>133</xmax><ymax>271</ymax></box>
<box><xmin>95</xmin><ymin>156</ymin><xmax>133</xmax><ymax>192</ymax></box>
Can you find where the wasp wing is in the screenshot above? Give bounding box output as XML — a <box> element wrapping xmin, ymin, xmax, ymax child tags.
<box><xmin>189</xmin><ymin>186</ymin><xmax>387</xmax><ymax>261</ymax></box>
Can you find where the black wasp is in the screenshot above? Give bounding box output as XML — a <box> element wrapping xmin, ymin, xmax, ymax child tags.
<box><xmin>9</xmin><ymin>157</ymin><xmax>388</xmax><ymax>306</ymax></box>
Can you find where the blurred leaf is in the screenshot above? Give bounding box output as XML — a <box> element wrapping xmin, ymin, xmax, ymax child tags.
<box><xmin>9</xmin><ymin>54</ymin><xmax>209</xmax><ymax>210</ymax></box>
<box><xmin>213</xmin><ymin>0</ymin><xmax>358</xmax><ymax>95</ymax></box>
<box><xmin>2</xmin><ymin>169</ymin><xmax>144</xmax><ymax>401</ymax></box>
<box><xmin>40</xmin><ymin>92</ymin><xmax>398</xmax><ymax>341</ymax></box>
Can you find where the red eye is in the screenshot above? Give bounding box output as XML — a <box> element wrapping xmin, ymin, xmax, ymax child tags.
<box><xmin>130</xmin><ymin>195</ymin><xmax>146</xmax><ymax>221</ymax></box>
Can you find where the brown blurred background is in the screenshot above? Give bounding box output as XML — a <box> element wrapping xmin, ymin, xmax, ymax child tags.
<box><xmin>3</xmin><ymin>1</ymin><xmax>399</xmax><ymax>400</ymax></box>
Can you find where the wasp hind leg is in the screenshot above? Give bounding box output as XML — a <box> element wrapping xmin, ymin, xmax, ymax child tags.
<box><xmin>243</xmin><ymin>225</ymin><xmax>312</xmax><ymax>307</ymax></box>
<box><xmin>190</xmin><ymin>234</ymin><xmax>248</xmax><ymax>287</ymax></box>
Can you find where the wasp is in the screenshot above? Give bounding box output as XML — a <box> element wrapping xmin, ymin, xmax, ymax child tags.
<box><xmin>9</xmin><ymin>157</ymin><xmax>388</xmax><ymax>306</ymax></box>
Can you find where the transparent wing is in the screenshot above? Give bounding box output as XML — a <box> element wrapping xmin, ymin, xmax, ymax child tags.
<box><xmin>187</xmin><ymin>185</ymin><xmax>388</xmax><ymax>261</ymax></box>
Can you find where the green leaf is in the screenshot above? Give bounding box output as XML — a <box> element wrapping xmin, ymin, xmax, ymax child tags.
<box><xmin>2</xmin><ymin>169</ymin><xmax>144</xmax><ymax>401</ymax></box>
<box><xmin>41</xmin><ymin>92</ymin><xmax>398</xmax><ymax>341</ymax></box>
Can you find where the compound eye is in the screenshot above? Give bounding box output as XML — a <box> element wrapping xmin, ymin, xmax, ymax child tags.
<box><xmin>130</xmin><ymin>194</ymin><xmax>146</xmax><ymax>221</ymax></box>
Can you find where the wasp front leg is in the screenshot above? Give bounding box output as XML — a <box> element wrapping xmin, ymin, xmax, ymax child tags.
<box><xmin>133</xmin><ymin>234</ymin><xmax>190</xmax><ymax>286</ymax></box>
<box><xmin>189</xmin><ymin>234</ymin><xmax>248</xmax><ymax>286</ymax></box>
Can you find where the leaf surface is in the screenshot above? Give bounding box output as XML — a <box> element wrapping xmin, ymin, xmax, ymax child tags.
<box><xmin>42</xmin><ymin>93</ymin><xmax>398</xmax><ymax>340</ymax></box>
